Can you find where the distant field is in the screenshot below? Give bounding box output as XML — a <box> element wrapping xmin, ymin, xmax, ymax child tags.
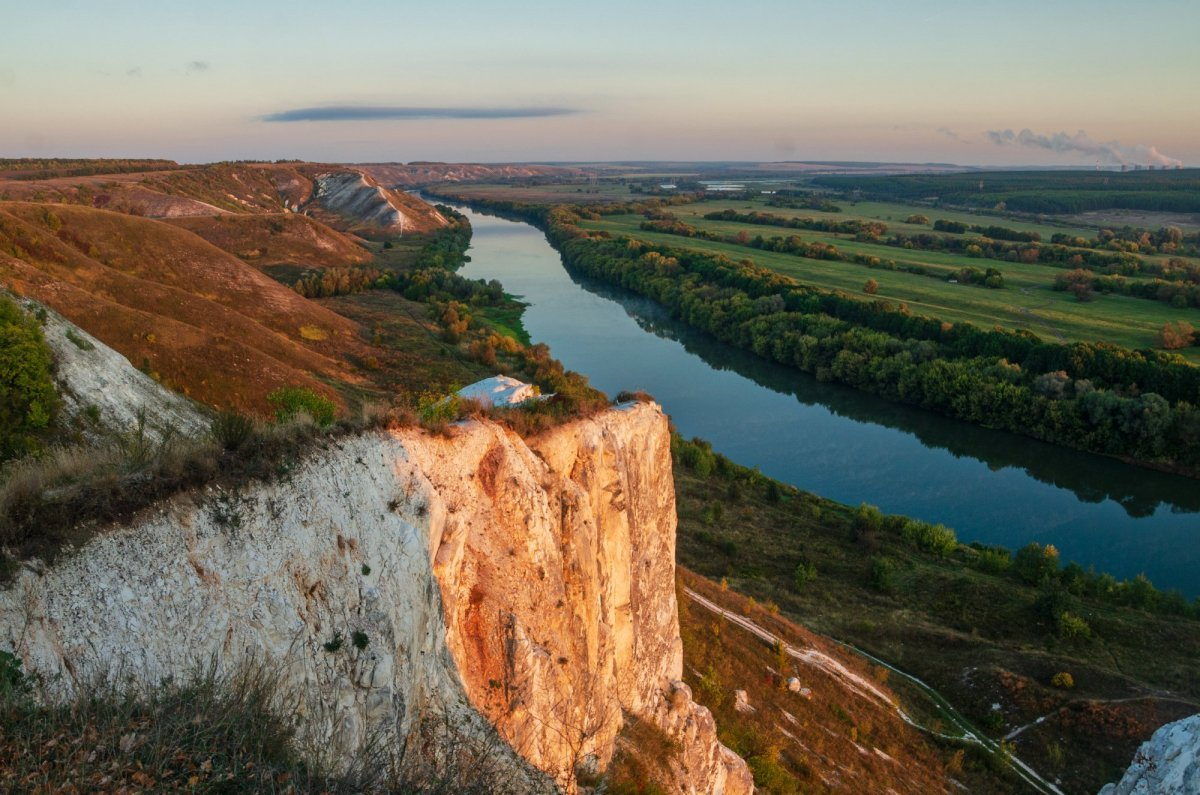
<box><xmin>812</xmin><ymin>168</ymin><xmax>1200</xmax><ymax>215</ymax></box>
<box><xmin>434</xmin><ymin>181</ymin><xmax>635</xmax><ymax>204</ymax></box>
<box><xmin>580</xmin><ymin>198</ymin><xmax>1200</xmax><ymax>359</ymax></box>
<box><xmin>1063</xmin><ymin>208</ymin><xmax>1200</xmax><ymax>233</ymax></box>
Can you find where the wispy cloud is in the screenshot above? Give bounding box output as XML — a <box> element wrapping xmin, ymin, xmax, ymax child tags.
<box><xmin>262</xmin><ymin>105</ymin><xmax>578</xmax><ymax>122</ymax></box>
<box><xmin>987</xmin><ymin>127</ymin><xmax>1181</xmax><ymax>167</ymax></box>
<box><xmin>185</xmin><ymin>60</ymin><xmax>210</xmax><ymax>74</ymax></box>
<box><xmin>936</xmin><ymin>127</ymin><xmax>963</xmax><ymax>142</ymax></box>
<box><xmin>126</xmin><ymin>67</ymin><xmax>142</xmax><ymax>78</ymax></box>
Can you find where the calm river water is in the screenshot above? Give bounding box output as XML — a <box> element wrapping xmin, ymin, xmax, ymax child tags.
<box><xmin>450</xmin><ymin>202</ymin><xmax>1200</xmax><ymax>597</ymax></box>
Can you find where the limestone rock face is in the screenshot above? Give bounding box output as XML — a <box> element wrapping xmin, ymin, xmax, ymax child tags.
<box><xmin>1099</xmin><ymin>714</ymin><xmax>1200</xmax><ymax>795</ymax></box>
<box><xmin>35</xmin><ymin>302</ymin><xmax>210</xmax><ymax>443</ymax></box>
<box><xmin>0</xmin><ymin>403</ymin><xmax>750</xmax><ymax>793</ymax></box>
<box><xmin>311</xmin><ymin>171</ymin><xmax>445</xmax><ymax>234</ymax></box>
<box><xmin>407</xmin><ymin>403</ymin><xmax>752</xmax><ymax>793</ymax></box>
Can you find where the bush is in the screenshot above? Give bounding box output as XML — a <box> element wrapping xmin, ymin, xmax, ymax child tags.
<box><xmin>869</xmin><ymin>557</ymin><xmax>897</xmax><ymax>593</ymax></box>
<box><xmin>899</xmin><ymin>518</ymin><xmax>957</xmax><ymax>557</ymax></box>
<box><xmin>851</xmin><ymin>503</ymin><xmax>883</xmax><ymax>542</ymax></box>
<box><xmin>1013</xmin><ymin>542</ymin><xmax>1060</xmax><ymax>585</ymax></box>
<box><xmin>973</xmin><ymin>546</ymin><xmax>1012</xmax><ymax>574</ymax></box>
<box><xmin>793</xmin><ymin>561</ymin><xmax>817</xmax><ymax>590</ymax></box>
<box><xmin>211</xmin><ymin>411</ymin><xmax>256</xmax><ymax>452</ymax></box>
<box><xmin>0</xmin><ymin>297</ymin><xmax>58</xmax><ymax>461</ymax></box>
<box><xmin>1051</xmin><ymin>672</ymin><xmax>1075</xmax><ymax>689</ymax></box>
<box><xmin>267</xmin><ymin>386</ymin><xmax>336</xmax><ymax>427</ymax></box>
<box><xmin>1057</xmin><ymin>611</ymin><xmax>1092</xmax><ymax>641</ymax></box>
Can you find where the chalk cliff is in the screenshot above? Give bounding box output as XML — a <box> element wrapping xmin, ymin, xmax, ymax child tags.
<box><xmin>0</xmin><ymin>402</ymin><xmax>751</xmax><ymax>793</ymax></box>
<box><xmin>1099</xmin><ymin>713</ymin><xmax>1200</xmax><ymax>795</ymax></box>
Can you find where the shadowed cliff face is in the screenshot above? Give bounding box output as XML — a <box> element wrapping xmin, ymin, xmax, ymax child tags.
<box><xmin>0</xmin><ymin>402</ymin><xmax>750</xmax><ymax>793</ymax></box>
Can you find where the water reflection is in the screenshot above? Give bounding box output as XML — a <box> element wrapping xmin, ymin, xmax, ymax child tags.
<box><xmin>568</xmin><ymin>270</ymin><xmax>1200</xmax><ymax>519</ymax></box>
<box><xmin>450</xmin><ymin>201</ymin><xmax>1200</xmax><ymax>595</ymax></box>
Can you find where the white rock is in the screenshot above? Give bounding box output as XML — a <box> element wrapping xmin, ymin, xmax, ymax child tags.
<box><xmin>1099</xmin><ymin>713</ymin><xmax>1200</xmax><ymax>795</ymax></box>
<box><xmin>455</xmin><ymin>375</ymin><xmax>541</xmax><ymax>408</ymax></box>
<box><xmin>33</xmin><ymin>302</ymin><xmax>209</xmax><ymax>443</ymax></box>
<box><xmin>0</xmin><ymin>401</ymin><xmax>751</xmax><ymax>795</ymax></box>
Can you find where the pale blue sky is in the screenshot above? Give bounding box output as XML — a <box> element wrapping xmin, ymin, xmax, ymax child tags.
<box><xmin>2</xmin><ymin>0</ymin><xmax>1197</xmax><ymax>164</ymax></box>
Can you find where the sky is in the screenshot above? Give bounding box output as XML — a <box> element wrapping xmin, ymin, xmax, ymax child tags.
<box><xmin>2</xmin><ymin>0</ymin><xmax>1198</xmax><ymax>166</ymax></box>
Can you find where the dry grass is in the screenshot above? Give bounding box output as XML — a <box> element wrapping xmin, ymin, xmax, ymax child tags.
<box><xmin>0</xmin><ymin>657</ymin><xmax>533</xmax><ymax>794</ymax></box>
<box><xmin>678</xmin><ymin>570</ymin><xmax>954</xmax><ymax>794</ymax></box>
<box><xmin>672</xmin><ymin>442</ymin><xmax>1200</xmax><ymax>793</ymax></box>
<box><xmin>0</xmin><ymin>414</ymin><xmax>338</xmax><ymax>581</ymax></box>
<box><xmin>165</xmin><ymin>213</ymin><xmax>371</xmax><ymax>270</ymax></box>
<box><xmin>0</xmin><ymin>202</ymin><xmax>366</xmax><ymax>414</ymax></box>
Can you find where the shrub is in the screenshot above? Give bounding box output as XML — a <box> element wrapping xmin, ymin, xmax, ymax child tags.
<box><xmin>869</xmin><ymin>556</ymin><xmax>897</xmax><ymax>592</ymax></box>
<box><xmin>0</xmin><ymin>297</ymin><xmax>58</xmax><ymax>460</ymax></box>
<box><xmin>793</xmin><ymin>560</ymin><xmax>817</xmax><ymax>590</ymax></box>
<box><xmin>267</xmin><ymin>386</ymin><xmax>336</xmax><ymax>427</ymax></box>
<box><xmin>1013</xmin><ymin>542</ymin><xmax>1060</xmax><ymax>585</ymax></box>
<box><xmin>1057</xmin><ymin>611</ymin><xmax>1092</xmax><ymax>641</ymax></box>
<box><xmin>1051</xmin><ymin>672</ymin><xmax>1075</xmax><ymax>689</ymax></box>
<box><xmin>974</xmin><ymin>546</ymin><xmax>1012</xmax><ymax>574</ymax></box>
<box><xmin>851</xmin><ymin>503</ymin><xmax>883</xmax><ymax>542</ymax></box>
<box><xmin>211</xmin><ymin>410</ymin><xmax>256</xmax><ymax>452</ymax></box>
<box><xmin>899</xmin><ymin>518</ymin><xmax>957</xmax><ymax>557</ymax></box>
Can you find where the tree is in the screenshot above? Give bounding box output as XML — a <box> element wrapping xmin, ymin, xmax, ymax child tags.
<box><xmin>1013</xmin><ymin>543</ymin><xmax>1060</xmax><ymax>585</ymax></box>
<box><xmin>1156</xmin><ymin>320</ymin><xmax>1195</xmax><ymax>350</ymax></box>
<box><xmin>863</xmin><ymin>278</ymin><xmax>879</xmax><ymax>295</ymax></box>
<box><xmin>0</xmin><ymin>297</ymin><xmax>58</xmax><ymax>460</ymax></box>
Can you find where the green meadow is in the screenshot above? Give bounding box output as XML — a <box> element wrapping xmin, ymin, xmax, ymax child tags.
<box><xmin>580</xmin><ymin>200</ymin><xmax>1200</xmax><ymax>359</ymax></box>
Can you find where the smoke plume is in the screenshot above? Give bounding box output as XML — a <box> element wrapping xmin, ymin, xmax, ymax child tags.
<box><xmin>986</xmin><ymin>128</ymin><xmax>1181</xmax><ymax>167</ymax></box>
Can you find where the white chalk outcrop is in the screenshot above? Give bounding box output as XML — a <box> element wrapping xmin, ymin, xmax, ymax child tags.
<box><xmin>455</xmin><ymin>374</ymin><xmax>542</xmax><ymax>408</ymax></box>
<box><xmin>0</xmin><ymin>399</ymin><xmax>751</xmax><ymax>793</ymax></box>
<box><xmin>34</xmin><ymin>302</ymin><xmax>210</xmax><ymax>443</ymax></box>
<box><xmin>1099</xmin><ymin>713</ymin><xmax>1200</xmax><ymax>795</ymax></box>
<box><xmin>311</xmin><ymin>171</ymin><xmax>444</xmax><ymax>235</ymax></box>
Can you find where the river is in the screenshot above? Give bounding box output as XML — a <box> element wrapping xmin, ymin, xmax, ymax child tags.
<box><xmin>449</xmin><ymin>202</ymin><xmax>1200</xmax><ymax>597</ymax></box>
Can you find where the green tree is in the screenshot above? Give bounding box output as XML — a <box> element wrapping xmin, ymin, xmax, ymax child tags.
<box><xmin>0</xmin><ymin>297</ymin><xmax>58</xmax><ymax>460</ymax></box>
<box><xmin>1013</xmin><ymin>542</ymin><xmax>1060</xmax><ymax>585</ymax></box>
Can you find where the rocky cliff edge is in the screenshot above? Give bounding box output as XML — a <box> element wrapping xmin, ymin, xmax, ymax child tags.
<box><xmin>0</xmin><ymin>403</ymin><xmax>751</xmax><ymax>793</ymax></box>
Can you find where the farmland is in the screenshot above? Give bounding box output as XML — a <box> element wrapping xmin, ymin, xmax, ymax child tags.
<box><xmin>573</xmin><ymin>195</ymin><xmax>1200</xmax><ymax>358</ymax></box>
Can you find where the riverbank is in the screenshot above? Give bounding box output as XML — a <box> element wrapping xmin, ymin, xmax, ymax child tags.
<box><xmin>669</xmin><ymin>436</ymin><xmax>1200</xmax><ymax>793</ymax></box>
<box><xmin>439</xmin><ymin>196</ymin><xmax>1200</xmax><ymax>596</ymax></box>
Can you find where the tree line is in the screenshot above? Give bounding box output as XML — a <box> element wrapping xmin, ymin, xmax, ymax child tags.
<box><xmin>640</xmin><ymin>215</ymin><xmax>1005</xmax><ymax>289</ymax></box>
<box><xmin>491</xmin><ymin>203</ymin><xmax>1200</xmax><ymax>473</ymax></box>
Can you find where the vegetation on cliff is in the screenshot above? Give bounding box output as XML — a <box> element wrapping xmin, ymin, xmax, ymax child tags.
<box><xmin>0</xmin><ymin>296</ymin><xmax>57</xmax><ymax>461</ymax></box>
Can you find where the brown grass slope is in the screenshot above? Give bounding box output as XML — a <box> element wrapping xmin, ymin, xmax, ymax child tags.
<box><xmin>679</xmin><ymin>569</ymin><xmax>952</xmax><ymax>795</ymax></box>
<box><xmin>165</xmin><ymin>213</ymin><xmax>371</xmax><ymax>270</ymax></box>
<box><xmin>1</xmin><ymin>162</ymin><xmax>448</xmax><ymax>234</ymax></box>
<box><xmin>0</xmin><ymin>203</ymin><xmax>366</xmax><ymax>412</ymax></box>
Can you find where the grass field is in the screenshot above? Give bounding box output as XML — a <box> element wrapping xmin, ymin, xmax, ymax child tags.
<box><xmin>580</xmin><ymin>200</ymin><xmax>1200</xmax><ymax>359</ymax></box>
<box><xmin>431</xmin><ymin>181</ymin><xmax>637</xmax><ymax>205</ymax></box>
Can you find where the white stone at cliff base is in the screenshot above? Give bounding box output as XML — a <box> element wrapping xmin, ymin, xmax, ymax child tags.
<box><xmin>455</xmin><ymin>376</ymin><xmax>543</xmax><ymax>408</ymax></box>
<box><xmin>1099</xmin><ymin>713</ymin><xmax>1200</xmax><ymax>795</ymax></box>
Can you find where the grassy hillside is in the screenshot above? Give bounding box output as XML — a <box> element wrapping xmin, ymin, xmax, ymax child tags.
<box><xmin>166</xmin><ymin>213</ymin><xmax>372</xmax><ymax>270</ymax></box>
<box><xmin>0</xmin><ymin>202</ymin><xmax>364</xmax><ymax>412</ymax></box>
<box><xmin>670</xmin><ymin>436</ymin><xmax>1200</xmax><ymax>793</ymax></box>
